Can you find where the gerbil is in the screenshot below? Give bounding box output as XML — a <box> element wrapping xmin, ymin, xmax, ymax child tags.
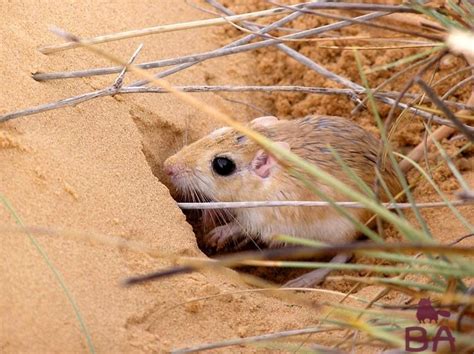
<box><xmin>164</xmin><ymin>115</ymin><xmax>402</xmax><ymax>249</ymax></box>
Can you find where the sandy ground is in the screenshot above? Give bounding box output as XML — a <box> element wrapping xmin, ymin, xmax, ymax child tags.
<box><xmin>1</xmin><ymin>1</ymin><xmax>473</xmax><ymax>353</ymax></box>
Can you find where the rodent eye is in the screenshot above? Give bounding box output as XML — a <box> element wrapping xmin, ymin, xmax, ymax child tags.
<box><xmin>212</xmin><ymin>156</ymin><xmax>236</xmax><ymax>176</ymax></box>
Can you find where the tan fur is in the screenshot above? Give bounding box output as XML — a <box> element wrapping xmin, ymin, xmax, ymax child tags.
<box><xmin>164</xmin><ymin>115</ymin><xmax>402</xmax><ymax>246</ymax></box>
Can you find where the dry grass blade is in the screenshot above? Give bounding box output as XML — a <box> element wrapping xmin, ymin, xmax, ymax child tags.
<box><xmin>206</xmin><ymin>2</ymin><xmax>469</xmax><ymax>134</ymax></box>
<box><xmin>271</xmin><ymin>0</ymin><xmax>444</xmax><ymax>40</ymax></box>
<box><xmin>176</xmin><ymin>200</ymin><xmax>474</xmax><ymax>210</ymax></box>
<box><xmin>32</xmin><ymin>11</ymin><xmax>388</xmax><ymax>81</ymax></box>
<box><xmin>0</xmin><ymin>85</ymin><xmax>368</xmax><ymax>123</ymax></box>
<box><xmin>112</xmin><ymin>44</ymin><xmax>143</xmax><ymax>89</ymax></box>
<box><xmin>170</xmin><ymin>326</ymin><xmax>344</xmax><ymax>353</ymax></box>
<box><xmin>38</xmin><ymin>5</ymin><xmax>295</xmax><ymax>54</ymax></box>
<box><xmin>124</xmin><ymin>242</ymin><xmax>474</xmax><ymax>285</ymax></box>
<box><xmin>38</xmin><ymin>2</ymin><xmax>418</xmax><ymax>55</ymax></box>
<box><xmin>416</xmin><ymin>78</ymin><xmax>474</xmax><ymax>142</ymax></box>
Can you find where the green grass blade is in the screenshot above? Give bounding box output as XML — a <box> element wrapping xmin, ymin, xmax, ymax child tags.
<box><xmin>394</xmin><ymin>150</ymin><xmax>474</xmax><ymax>233</ymax></box>
<box><xmin>365</xmin><ymin>46</ymin><xmax>444</xmax><ymax>74</ymax></box>
<box><xmin>245</xmin><ymin>260</ymin><xmax>471</xmax><ymax>278</ymax></box>
<box><xmin>354</xmin><ymin>49</ymin><xmax>434</xmax><ymax>241</ymax></box>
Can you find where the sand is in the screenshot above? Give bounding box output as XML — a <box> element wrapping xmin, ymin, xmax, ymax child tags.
<box><xmin>1</xmin><ymin>1</ymin><xmax>473</xmax><ymax>353</ymax></box>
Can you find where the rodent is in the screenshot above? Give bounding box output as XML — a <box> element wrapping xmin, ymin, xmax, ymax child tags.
<box><xmin>164</xmin><ymin>115</ymin><xmax>403</xmax><ymax>249</ymax></box>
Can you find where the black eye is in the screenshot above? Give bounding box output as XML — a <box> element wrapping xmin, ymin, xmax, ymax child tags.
<box><xmin>212</xmin><ymin>157</ymin><xmax>236</xmax><ymax>176</ymax></box>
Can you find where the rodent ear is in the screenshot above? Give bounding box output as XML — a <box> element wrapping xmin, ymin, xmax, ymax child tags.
<box><xmin>251</xmin><ymin>142</ymin><xmax>289</xmax><ymax>178</ymax></box>
<box><xmin>250</xmin><ymin>116</ymin><xmax>278</xmax><ymax>128</ymax></box>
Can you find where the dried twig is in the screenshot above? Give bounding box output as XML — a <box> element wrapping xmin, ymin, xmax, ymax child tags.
<box><xmin>221</xmin><ymin>97</ymin><xmax>272</xmax><ymax>116</ymax></box>
<box><xmin>185</xmin><ymin>0</ymin><xmax>301</xmax><ymax>33</ymax></box>
<box><xmin>207</xmin><ymin>1</ymin><xmax>427</xmax><ymax>124</ymax></box>
<box><xmin>441</xmin><ymin>74</ymin><xmax>474</xmax><ymax>100</ymax></box>
<box><xmin>396</xmin><ymin>57</ymin><xmax>474</xmax><ymax>173</ymax></box>
<box><xmin>129</xmin><ymin>0</ymin><xmax>334</xmax><ymax>87</ymax></box>
<box><xmin>416</xmin><ymin>78</ymin><xmax>474</xmax><ymax>142</ymax></box>
<box><xmin>270</xmin><ymin>0</ymin><xmax>444</xmax><ymax>40</ymax></box>
<box><xmin>458</xmin><ymin>189</ymin><xmax>474</xmax><ymax>201</ymax></box>
<box><xmin>354</xmin><ymin>55</ymin><xmax>436</xmax><ymax>115</ymax></box>
<box><xmin>38</xmin><ymin>2</ymin><xmax>417</xmax><ymax>55</ymax></box>
<box><xmin>0</xmin><ymin>85</ymin><xmax>392</xmax><ymax>123</ymax></box>
<box><xmin>0</xmin><ymin>88</ymin><xmax>113</xmax><ymax>122</ymax></box>
<box><xmin>213</xmin><ymin>3</ymin><xmax>473</xmax><ymax>131</ymax></box>
<box><xmin>432</xmin><ymin>64</ymin><xmax>474</xmax><ymax>88</ymax></box>
<box><xmin>2</xmin><ymin>82</ymin><xmax>472</xmax><ymax>125</ymax></box>
<box><xmin>176</xmin><ymin>199</ymin><xmax>474</xmax><ymax>210</ymax></box>
<box><xmin>112</xmin><ymin>44</ymin><xmax>143</xmax><ymax>89</ymax></box>
<box><xmin>354</xmin><ymin>63</ymin><xmax>474</xmax><ymax>114</ymax></box>
<box><xmin>209</xmin><ymin>0</ymin><xmax>362</xmax><ymax>93</ymax></box>
<box><xmin>4</xmin><ymin>8</ymin><xmax>472</xmax><ymax>136</ymax></box>
<box><xmin>37</xmin><ymin>5</ymin><xmax>294</xmax><ymax>54</ymax></box>
<box><xmin>32</xmin><ymin>12</ymin><xmax>388</xmax><ymax>81</ymax></box>
<box><xmin>171</xmin><ymin>327</ymin><xmax>343</xmax><ymax>353</ymax></box>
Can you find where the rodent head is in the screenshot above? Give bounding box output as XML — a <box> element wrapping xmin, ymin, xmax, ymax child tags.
<box><xmin>164</xmin><ymin>116</ymin><xmax>288</xmax><ymax>203</ymax></box>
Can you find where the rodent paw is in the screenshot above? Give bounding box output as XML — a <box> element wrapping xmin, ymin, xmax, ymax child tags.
<box><xmin>205</xmin><ymin>223</ymin><xmax>241</xmax><ymax>250</ymax></box>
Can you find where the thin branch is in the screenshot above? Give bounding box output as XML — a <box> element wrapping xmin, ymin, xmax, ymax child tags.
<box><xmin>129</xmin><ymin>0</ymin><xmax>322</xmax><ymax>87</ymax></box>
<box><xmin>270</xmin><ymin>0</ymin><xmax>444</xmax><ymax>40</ymax></box>
<box><xmin>352</xmin><ymin>55</ymin><xmax>434</xmax><ymax>114</ymax></box>
<box><xmin>208</xmin><ymin>0</ymin><xmax>364</xmax><ymax>104</ymax></box>
<box><xmin>2</xmin><ymin>83</ymin><xmax>472</xmax><ymax>130</ymax></box>
<box><xmin>38</xmin><ymin>2</ymin><xmax>416</xmax><ymax>55</ymax></box>
<box><xmin>207</xmin><ymin>2</ymin><xmax>429</xmax><ymax>46</ymax></box>
<box><xmin>441</xmin><ymin>74</ymin><xmax>474</xmax><ymax>100</ymax></box>
<box><xmin>353</xmin><ymin>63</ymin><xmax>474</xmax><ymax>114</ymax></box>
<box><xmin>432</xmin><ymin>64</ymin><xmax>474</xmax><ymax>88</ymax></box>
<box><xmin>458</xmin><ymin>189</ymin><xmax>474</xmax><ymax>201</ymax></box>
<box><xmin>0</xmin><ymin>88</ymin><xmax>112</xmax><ymax>122</ymax></box>
<box><xmin>112</xmin><ymin>44</ymin><xmax>143</xmax><ymax>89</ymax></box>
<box><xmin>221</xmin><ymin>97</ymin><xmax>273</xmax><ymax>115</ymax></box>
<box><xmin>208</xmin><ymin>3</ymin><xmax>474</xmax><ymax>131</ymax></box>
<box><xmin>416</xmin><ymin>78</ymin><xmax>474</xmax><ymax>142</ymax></box>
<box><xmin>176</xmin><ymin>199</ymin><xmax>474</xmax><ymax>210</ymax></box>
<box><xmin>171</xmin><ymin>327</ymin><xmax>343</xmax><ymax>354</ymax></box>
<box><xmin>123</xmin><ymin>85</ymin><xmax>357</xmax><ymax>95</ymax></box>
<box><xmin>388</xmin><ymin>49</ymin><xmax>446</xmax><ymax>131</ymax></box>
<box><xmin>32</xmin><ymin>12</ymin><xmax>388</xmax><ymax>81</ymax></box>
<box><xmin>392</xmin><ymin>100</ymin><xmax>474</xmax><ymax>132</ymax></box>
<box><xmin>185</xmin><ymin>0</ymin><xmax>301</xmax><ymax>33</ymax></box>
<box><xmin>37</xmin><ymin>5</ymin><xmax>294</xmax><ymax>54</ymax></box>
<box><xmin>449</xmin><ymin>232</ymin><xmax>474</xmax><ymax>246</ymax></box>
<box><xmin>400</xmin><ymin>61</ymin><xmax>474</xmax><ymax>173</ymax></box>
<box><xmin>0</xmin><ymin>85</ymin><xmax>368</xmax><ymax>123</ymax></box>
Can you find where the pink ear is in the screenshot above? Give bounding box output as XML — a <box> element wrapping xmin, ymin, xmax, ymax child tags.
<box><xmin>251</xmin><ymin>142</ymin><xmax>289</xmax><ymax>178</ymax></box>
<box><xmin>250</xmin><ymin>116</ymin><xmax>278</xmax><ymax>128</ymax></box>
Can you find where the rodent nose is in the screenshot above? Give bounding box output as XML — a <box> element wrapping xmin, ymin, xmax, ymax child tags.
<box><xmin>164</xmin><ymin>163</ymin><xmax>183</xmax><ymax>177</ymax></box>
<box><xmin>164</xmin><ymin>165</ymin><xmax>176</xmax><ymax>176</ymax></box>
